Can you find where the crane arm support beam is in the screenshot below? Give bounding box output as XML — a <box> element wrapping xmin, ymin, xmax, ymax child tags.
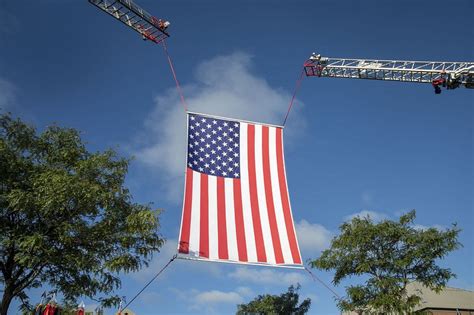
<box><xmin>304</xmin><ymin>53</ymin><xmax>474</xmax><ymax>90</ymax></box>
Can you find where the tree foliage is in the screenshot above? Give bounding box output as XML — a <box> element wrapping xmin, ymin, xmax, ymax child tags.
<box><xmin>0</xmin><ymin>113</ymin><xmax>164</xmax><ymax>315</ymax></box>
<box><xmin>236</xmin><ymin>284</ymin><xmax>311</xmax><ymax>315</ymax></box>
<box><xmin>311</xmin><ymin>210</ymin><xmax>461</xmax><ymax>314</ymax></box>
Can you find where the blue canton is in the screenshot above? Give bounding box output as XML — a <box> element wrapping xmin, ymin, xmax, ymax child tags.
<box><xmin>187</xmin><ymin>114</ymin><xmax>241</xmax><ymax>179</ymax></box>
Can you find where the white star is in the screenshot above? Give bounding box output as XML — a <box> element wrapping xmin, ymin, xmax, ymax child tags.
<box><xmin>228</xmin><ymin>157</ymin><xmax>233</xmax><ymax>162</ymax></box>
<box><xmin>212</xmin><ymin>120</ymin><xmax>217</xmax><ymax>125</ymax></box>
<box><xmin>223</xmin><ymin>142</ymin><xmax>227</xmax><ymax>147</ymax></box>
<box><xmin>234</xmin><ymin>143</ymin><xmax>239</xmax><ymax>147</ymax></box>
<box><xmin>194</xmin><ymin>141</ymin><xmax>198</xmax><ymax>146</ymax></box>
<box><xmin>216</xmin><ymin>165</ymin><xmax>221</xmax><ymax>170</ymax></box>
<box><xmin>205</xmin><ymin>153</ymin><xmax>210</xmax><ymax>158</ymax></box>
<box><xmin>207</xmin><ymin>124</ymin><xmax>211</xmax><ymax>129</ymax></box>
<box><xmin>200</xmin><ymin>138</ymin><xmax>205</xmax><ymax>142</ymax></box>
<box><xmin>217</xmin><ymin>136</ymin><xmax>222</xmax><ymax>141</ymax></box>
<box><xmin>201</xmin><ymin>118</ymin><xmax>206</xmax><ymax>122</ymax></box>
<box><xmin>211</xmin><ymin>159</ymin><xmax>216</xmax><ymax>164</ymax></box>
<box><xmin>190</xmin><ymin>134</ymin><xmax>194</xmax><ymax>139</ymax></box>
<box><xmin>189</xmin><ymin>144</ymin><xmax>193</xmax><ymax>148</ymax></box>
<box><xmin>234</xmin><ymin>153</ymin><xmax>239</xmax><ymax>158</ymax></box>
<box><xmin>211</xmin><ymin>150</ymin><xmax>216</xmax><ymax>154</ymax></box>
<box><xmin>201</xmin><ymin>128</ymin><xmax>206</xmax><ymax>133</ymax></box>
<box><xmin>206</xmin><ymin>134</ymin><xmax>211</xmax><ymax>139</ymax></box>
<box><xmin>211</xmin><ymin>140</ymin><xmax>216</xmax><ymax>144</ymax></box>
<box><xmin>199</xmin><ymin>157</ymin><xmax>204</xmax><ymax>162</ymax></box>
<box><xmin>223</xmin><ymin>122</ymin><xmax>228</xmax><ymax>127</ymax></box>
<box><xmin>212</xmin><ymin>130</ymin><xmax>217</xmax><ymax>135</ymax></box>
<box><xmin>222</xmin><ymin>162</ymin><xmax>227</xmax><ymax>166</ymax></box>
<box><xmin>234</xmin><ymin>162</ymin><xmax>239</xmax><ymax>167</ymax></box>
<box><xmin>228</xmin><ymin>167</ymin><xmax>233</xmax><ymax>172</ymax></box>
<box><xmin>234</xmin><ymin>173</ymin><xmax>239</xmax><ymax>177</ymax></box>
<box><xmin>199</xmin><ymin>167</ymin><xmax>204</xmax><ymax>172</ymax></box>
<box><xmin>222</xmin><ymin>171</ymin><xmax>227</xmax><ymax>176</ymax></box>
<box><xmin>217</xmin><ymin>146</ymin><xmax>222</xmax><ymax>151</ymax></box>
<box><xmin>199</xmin><ymin>147</ymin><xmax>204</xmax><ymax>152</ymax></box>
<box><xmin>218</xmin><ymin>126</ymin><xmax>222</xmax><ymax>131</ymax></box>
<box><xmin>194</xmin><ymin>131</ymin><xmax>199</xmax><ymax>136</ymax></box>
<box><xmin>228</xmin><ymin>147</ymin><xmax>233</xmax><ymax>152</ymax></box>
<box><xmin>193</xmin><ymin>150</ymin><xmax>198</xmax><ymax>155</ymax></box>
<box><xmin>234</xmin><ymin>133</ymin><xmax>239</xmax><ymax>138</ymax></box>
<box><xmin>223</xmin><ymin>132</ymin><xmax>227</xmax><ymax>137</ymax></box>
<box><xmin>190</xmin><ymin>116</ymin><xmax>195</xmax><ymax>121</ymax></box>
<box><xmin>205</xmin><ymin>143</ymin><xmax>210</xmax><ymax>148</ymax></box>
<box><xmin>193</xmin><ymin>160</ymin><xmax>198</xmax><ymax>165</ymax></box>
<box><xmin>210</xmin><ymin>169</ymin><xmax>215</xmax><ymax>174</ymax></box>
<box><xmin>188</xmin><ymin>163</ymin><xmax>192</xmax><ymax>167</ymax></box>
<box><xmin>229</xmin><ymin>127</ymin><xmax>233</xmax><ymax>132</ymax></box>
<box><xmin>190</xmin><ymin>125</ymin><xmax>195</xmax><ymax>130</ymax></box>
<box><xmin>222</xmin><ymin>152</ymin><xmax>227</xmax><ymax>157</ymax></box>
<box><xmin>204</xmin><ymin>163</ymin><xmax>210</xmax><ymax>168</ymax></box>
<box><xmin>234</xmin><ymin>123</ymin><xmax>238</xmax><ymax>127</ymax></box>
<box><xmin>216</xmin><ymin>156</ymin><xmax>221</xmax><ymax>161</ymax></box>
<box><xmin>188</xmin><ymin>153</ymin><xmax>193</xmax><ymax>157</ymax></box>
<box><xmin>196</xmin><ymin>122</ymin><xmax>200</xmax><ymax>127</ymax></box>
<box><xmin>228</xmin><ymin>138</ymin><xmax>233</xmax><ymax>142</ymax></box>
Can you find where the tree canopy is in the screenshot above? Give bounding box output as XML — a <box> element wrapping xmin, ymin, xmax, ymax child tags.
<box><xmin>236</xmin><ymin>284</ymin><xmax>311</xmax><ymax>315</ymax></box>
<box><xmin>311</xmin><ymin>210</ymin><xmax>461</xmax><ymax>314</ymax></box>
<box><xmin>0</xmin><ymin>113</ymin><xmax>164</xmax><ymax>315</ymax></box>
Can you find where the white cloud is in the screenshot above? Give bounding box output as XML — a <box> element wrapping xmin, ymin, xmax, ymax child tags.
<box><xmin>132</xmin><ymin>52</ymin><xmax>305</xmax><ymax>202</ymax></box>
<box><xmin>295</xmin><ymin>219</ymin><xmax>332</xmax><ymax>258</ymax></box>
<box><xmin>344</xmin><ymin>210</ymin><xmax>389</xmax><ymax>222</ymax></box>
<box><xmin>0</xmin><ymin>78</ymin><xmax>15</xmax><ymax>110</ymax></box>
<box><xmin>229</xmin><ymin>267</ymin><xmax>306</xmax><ymax>286</ymax></box>
<box><xmin>171</xmin><ymin>287</ymin><xmax>249</xmax><ymax>314</ymax></box>
<box><xmin>195</xmin><ymin>290</ymin><xmax>243</xmax><ymax>304</ymax></box>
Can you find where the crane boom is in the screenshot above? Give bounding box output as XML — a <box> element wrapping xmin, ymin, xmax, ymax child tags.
<box><xmin>88</xmin><ymin>0</ymin><xmax>170</xmax><ymax>44</ymax></box>
<box><xmin>304</xmin><ymin>53</ymin><xmax>474</xmax><ymax>93</ymax></box>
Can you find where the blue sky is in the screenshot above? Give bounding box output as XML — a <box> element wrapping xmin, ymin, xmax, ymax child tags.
<box><xmin>1</xmin><ymin>0</ymin><xmax>473</xmax><ymax>314</ymax></box>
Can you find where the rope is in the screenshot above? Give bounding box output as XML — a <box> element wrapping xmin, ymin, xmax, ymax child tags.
<box><xmin>282</xmin><ymin>68</ymin><xmax>305</xmax><ymax>126</ymax></box>
<box><xmin>122</xmin><ymin>254</ymin><xmax>178</xmax><ymax>311</ymax></box>
<box><xmin>304</xmin><ymin>266</ymin><xmax>342</xmax><ymax>300</ymax></box>
<box><xmin>161</xmin><ymin>40</ymin><xmax>188</xmax><ymax>112</ymax></box>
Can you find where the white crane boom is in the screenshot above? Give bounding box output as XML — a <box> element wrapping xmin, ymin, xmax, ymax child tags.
<box><xmin>304</xmin><ymin>53</ymin><xmax>474</xmax><ymax>93</ymax></box>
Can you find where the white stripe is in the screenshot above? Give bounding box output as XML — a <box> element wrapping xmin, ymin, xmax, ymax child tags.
<box><xmin>280</xmin><ymin>130</ymin><xmax>302</xmax><ymax>261</ymax></box>
<box><xmin>225</xmin><ymin>178</ymin><xmax>238</xmax><ymax>261</ymax></box>
<box><xmin>269</xmin><ymin>127</ymin><xmax>293</xmax><ymax>264</ymax></box>
<box><xmin>254</xmin><ymin>125</ymin><xmax>276</xmax><ymax>264</ymax></box>
<box><xmin>208</xmin><ymin>176</ymin><xmax>218</xmax><ymax>260</ymax></box>
<box><xmin>239</xmin><ymin>122</ymin><xmax>257</xmax><ymax>262</ymax></box>
<box><xmin>188</xmin><ymin>171</ymin><xmax>201</xmax><ymax>257</ymax></box>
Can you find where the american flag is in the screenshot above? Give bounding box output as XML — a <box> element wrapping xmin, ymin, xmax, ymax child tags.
<box><xmin>178</xmin><ymin>112</ymin><xmax>302</xmax><ymax>267</ymax></box>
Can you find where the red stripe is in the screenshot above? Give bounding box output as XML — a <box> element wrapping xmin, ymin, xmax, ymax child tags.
<box><xmin>262</xmin><ymin>127</ymin><xmax>284</xmax><ymax>264</ymax></box>
<box><xmin>217</xmin><ymin>177</ymin><xmax>229</xmax><ymax>259</ymax></box>
<box><xmin>199</xmin><ymin>173</ymin><xmax>209</xmax><ymax>258</ymax></box>
<box><xmin>233</xmin><ymin>179</ymin><xmax>248</xmax><ymax>262</ymax></box>
<box><xmin>276</xmin><ymin>128</ymin><xmax>301</xmax><ymax>264</ymax></box>
<box><xmin>247</xmin><ymin>124</ymin><xmax>267</xmax><ymax>262</ymax></box>
<box><xmin>178</xmin><ymin>168</ymin><xmax>193</xmax><ymax>254</ymax></box>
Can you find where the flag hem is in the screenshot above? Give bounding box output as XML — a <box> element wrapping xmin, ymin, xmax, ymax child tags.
<box><xmin>176</xmin><ymin>253</ymin><xmax>305</xmax><ymax>269</ymax></box>
<box><xmin>187</xmin><ymin>111</ymin><xmax>285</xmax><ymax>129</ymax></box>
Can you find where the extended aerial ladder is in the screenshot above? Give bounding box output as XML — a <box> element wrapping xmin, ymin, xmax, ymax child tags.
<box><xmin>88</xmin><ymin>0</ymin><xmax>170</xmax><ymax>44</ymax></box>
<box><xmin>304</xmin><ymin>53</ymin><xmax>474</xmax><ymax>94</ymax></box>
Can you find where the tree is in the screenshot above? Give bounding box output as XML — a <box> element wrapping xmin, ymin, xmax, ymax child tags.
<box><xmin>311</xmin><ymin>210</ymin><xmax>461</xmax><ymax>314</ymax></box>
<box><xmin>0</xmin><ymin>113</ymin><xmax>164</xmax><ymax>315</ymax></box>
<box><xmin>236</xmin><ymin>284</ymin><xmax>311</xmax><ymax>315</ymax></box>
